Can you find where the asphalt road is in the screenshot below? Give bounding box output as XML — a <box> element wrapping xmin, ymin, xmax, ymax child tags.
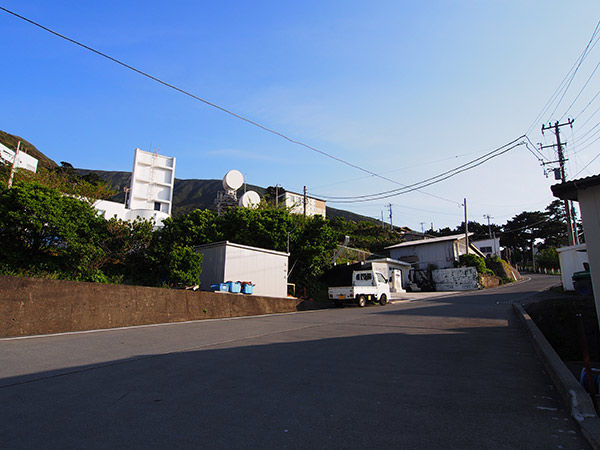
<box><xmin>0</xmin><ymin>275</ymin><xmax>591</xmax><ymax>449</ymax></box>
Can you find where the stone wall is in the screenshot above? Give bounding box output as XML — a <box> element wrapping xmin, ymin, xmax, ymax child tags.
<box><xmin>0</xmin><ymin>275</ymin><xmax>302</xmax><ymax>338</ymax></box>
<box><xmin>432</xmin><ymin>267</ymin><xmax>479</xmax><ymax>291</ymax></box>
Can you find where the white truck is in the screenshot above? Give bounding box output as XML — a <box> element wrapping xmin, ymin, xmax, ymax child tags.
<box><xmin>328</xmin><ymin>269</ymin><xmax>390</xmax><ymax>307</ymax></box>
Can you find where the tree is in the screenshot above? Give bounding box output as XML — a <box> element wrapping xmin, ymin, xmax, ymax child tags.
<box><xmin>541</xmin><ymin>200</ymin><xmax>569</xmax><ymax>248</ymax></box>
<box><xmin>501</xmin><ymin>211</ymin><xmax>547</xmax><ymax>265</ymax></box>
<box><xmin>0</xmin><ymin>181</ymin><xmax>108</xmax><ymax>280</ymax></box>
<box><xmin>536</xmin><ymin>247</ymin><xmax>559</xmax><ymax>270</ymax></box>
<box><xmin>288</xmin><ymin>215</ymin><xmax>340</xmax><ymax>295</ymax></box>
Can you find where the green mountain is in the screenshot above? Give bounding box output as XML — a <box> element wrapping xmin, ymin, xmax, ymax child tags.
<box><xmin>1</xmin><ymin>129</ymin><xmax>379</xmax><ymax>223</ymax></box>
<box><xmin>0</xmin><ymin>130</ymin><xmax>57</xmax><ymax>170</ymax></box>
<box><xmin>79</xmin><ymin>169</ymin><xmax>378</xmax><ymax>222</ymax></box>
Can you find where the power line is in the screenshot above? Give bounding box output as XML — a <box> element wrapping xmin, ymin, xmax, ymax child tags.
<box><xmin>545</xmin><ymin>23</ymin><xmax>600</xmax><ymax>122</ymax></box>
<box><xmin>312</xmin><ymin>137</ymin><xmax>526</xmax><ymax>203</ymax></box>
<box><xmin>525</xmin><ymin>19</ymin><xmax>600</xmax><ymax>136</ymax></box>
<box><xmin>0</xmin><ymin>5</ymin><xmax>454</xmax><ymax>204</ymax></box>
<box><xmin>560</xmin><ymin>56</ymin><xmax>600</xmax><ymax>121</ymax></box>
<box><xmin>573</xmin><ymin>146</ymin><xmax>600</xmax><ymax>179</ymax></box>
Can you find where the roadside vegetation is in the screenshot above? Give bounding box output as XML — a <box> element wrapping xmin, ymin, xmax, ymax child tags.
<box><xmin>0</xmin><ymin>133</ymin><xmax>578</xmax><ymax>296</ymax></box>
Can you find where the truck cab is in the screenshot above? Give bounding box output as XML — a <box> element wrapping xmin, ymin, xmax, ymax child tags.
<box><xmin>328</xmin><ymin>269</ymin><xmax>391</xmax><ymax>307</ymax></box>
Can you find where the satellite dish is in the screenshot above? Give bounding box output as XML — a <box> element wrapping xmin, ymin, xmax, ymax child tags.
<box><xmin>239</xmin><ymin>191</ymin><xmax>261</xmax><ymax>208</ymax></box>
<box><xmin>223</xmin><ymin>170</ymin><xmax>244</xmax><ymax>192</ymax></box>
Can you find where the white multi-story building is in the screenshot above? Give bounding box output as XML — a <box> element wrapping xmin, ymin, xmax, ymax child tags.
<box><xmin>94</xmin><ymin>148</ymin><xmax>176</xmax><ymax>226</ymax></box>
<box><xmin>284</xmin><ymin>190</ymin><xmax>326</xmax><ymax>217</ymax></box>
<box><xmin>0</xmin><ymin>142</ymin><xmax>38</xmax><ymax>173</ymax></box>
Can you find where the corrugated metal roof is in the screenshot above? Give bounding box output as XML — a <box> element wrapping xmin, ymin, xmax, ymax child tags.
<box><xmin>194</xmin><ymin>240</ymin><xmax>289</xmax><ymax>257</ymax></box>
<box><xmin>551</xmin><ymin>174</ymin><xmax>600</xmax><ymax>201</ymax></box>
<box><xmin>385</xmin><ymin>233</ymin><xmax>473</xmax><ymax>250</ymax></box>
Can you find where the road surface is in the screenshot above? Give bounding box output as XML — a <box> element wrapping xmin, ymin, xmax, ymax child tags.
<box><xmin>0</xmin><ymin>275</ymin><xmax>590</xmax><ymax>449</ymax></box>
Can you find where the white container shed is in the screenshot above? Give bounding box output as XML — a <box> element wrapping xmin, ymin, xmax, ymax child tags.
<box><xmin>194</xmin><ymin>241</ymin><xmax>289</xmax><ymax>298</ymax></box>
<box><xmin>557</xmin><ymin>243</ymin><xmax>588</xmax><ymax>291</ymax></box>
<box><xmin>368</xmin><ymin>258</ymin><xmax>411</xmax><ymax>293</ymax></box>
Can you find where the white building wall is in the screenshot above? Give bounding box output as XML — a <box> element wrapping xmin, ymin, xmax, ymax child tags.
<box><xmin>129</xmin><ymin>148</ymin><xmax>176</xmax><ymax>215</ymax></box>
<box><xmin>389</xmin><ymin>241</ymin><xmax>458</xmax><ymax>270</ymax></box>
<box><xmin>196</xmin><ymin>245</ymin><xmax>226</xmax><ymax>289</ymax></box>
<box><xmin>93</xmin><ymin>200</ymin><xmax>170</xmax><ymax>225</ymax></box>
<box><xmin>0</xmin><ymin>143</ymin><xmax>38</xmax><ymax>173</ymax></box>
<box><xmin>92</xmin><ymin>148</ymin><xmax>175</xmax><ymax>227</ymax></box>
<box><xmin>370</xmin><ymin>259</ymin><xmax>411</xmax><ymax>293</ymax></box>
<box><xmin>284</xmin><ymin>192</ymin><xmax>326</xmax><ymax>217</ymax></box>
<box><xmin>557</xmin><ymin>243</ymin><xmax>588</xmax><ymax>291</ymax></box>
<box><xmin>575</xmin><ymin>187</ymin><xmax>600</xmax><ymax>318</ymax></box>
<box><xmin>472</xmin><ymin>238</ymin><xmax>501</xmax><ymax>257</ymax></box>
<box><xmin>195</xmin><ymin>242</ymin><xmax>289</xmax><ymax>298</ymax></box>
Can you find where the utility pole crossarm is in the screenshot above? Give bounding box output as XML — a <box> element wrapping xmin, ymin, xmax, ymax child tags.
<box><xmin>541</xmin><ymin>119</ymin><xmax>577</xmax><ymax>246</ymax></box>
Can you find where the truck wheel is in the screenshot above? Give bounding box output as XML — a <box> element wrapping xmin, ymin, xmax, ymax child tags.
<box><xmin>357</xmin><ymin>295</ymin><xmax>367</xmax><ymax>308</ymax></box>
<box><xmin>379</xmin><ymin>294</ymin><xmax>388</xmax><ymax>306</ymax></box>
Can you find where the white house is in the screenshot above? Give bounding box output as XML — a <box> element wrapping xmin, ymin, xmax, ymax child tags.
<box><xmin>472</xmin><ymin>237</ymin><xmax>501</xmax><ymax>258</ymax></box>
<box><xmin>93</xmin><ymin>148</ymin><xmax>175</xmax><ymax>226</ymax></box>
<box><xmin>385</xmin><ymin>233</ymin><xmax>484</xmax><ymax>270</ymax></box>
<box><xmin>194</xmin><ymin>241</ymin><xmax>289</xmax><ymax>298</ymax></box>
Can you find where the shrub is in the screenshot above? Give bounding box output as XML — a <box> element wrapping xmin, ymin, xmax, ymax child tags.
<box><xmin>458</xmin><ymin>254</ymin><xmax>493</xmax><ymax>275</ymax></box>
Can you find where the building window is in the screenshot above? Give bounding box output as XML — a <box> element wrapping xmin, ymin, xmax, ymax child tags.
<box><xmin>480</xmin><ymin>246</ymin><xmax>492</xmax><ymax>253</ymax></box>
<box><xmin>154</xmin><ymin>202</ymin><xmax>162</xmax><ymax>211</ymax></box>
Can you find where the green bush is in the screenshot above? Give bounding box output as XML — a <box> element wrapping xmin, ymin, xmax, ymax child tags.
<box><xmin>458</xmin><ymin>254</ymin><xmax>493</xmax><ymax>275</ymax></box>
<box><xmin>536</xmin><ymin>247</ymin><xmax>559</xmax><ymax>270</ymax></box>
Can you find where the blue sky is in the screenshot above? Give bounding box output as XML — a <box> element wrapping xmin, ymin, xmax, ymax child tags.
<box><xmin>2</xmin><ymin>1</ymin><xmax>600</xmax><ymax>230</ymax></box>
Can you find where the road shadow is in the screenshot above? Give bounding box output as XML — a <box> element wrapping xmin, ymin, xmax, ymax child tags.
<box><xmin>0</xmin><ymin>324</ymin><xmax>588</xmax><ymax>450</ymax></box>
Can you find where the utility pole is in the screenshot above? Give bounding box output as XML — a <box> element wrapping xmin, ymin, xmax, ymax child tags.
<box><xmin>387</xmin><ymin>203</ymin><xmax>393</xmax><ymax>229</ymax></box>
<box><xmin>7</xmin><ymin>141</ymin><xmax>21</xmax><ymax>189</ymax></box>
<box><xmin>303</xmin><ymin>186</ymin><xmax>307</xmax><ymax>217</ymax></box>
<box><xmin>420</xmin><ymin>222</ymin><xmax>426</xmax><ymax>234</ymax></box>
<box><xmin>275</xmin><ymin>184</ymin><xmax>279</xmax><ymax>207</ymax></box>
<box><xmin>483</xmin><ymin>214</ymin><xmax>493</xmax><ymax>239</ymax></box>
<box><xmin>464</xmin><ymin>198</ymin><xmax>469</xmax><ymax>254</ymax></box>
<box><xmin>541</xmin><ymin>119</ymin><xmax>577</xmax><ymax>246</ymax></box>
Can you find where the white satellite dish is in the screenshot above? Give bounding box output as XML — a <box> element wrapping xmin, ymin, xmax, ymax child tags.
<box><xmin>223</xmin><ymin>170</ymin><xmax>244</xmax><ymax>192</ymax></box>
<box><xmin>239</xmin><ymin>191</ymin><xmax>261</xmax><ymax>208</ymax></box>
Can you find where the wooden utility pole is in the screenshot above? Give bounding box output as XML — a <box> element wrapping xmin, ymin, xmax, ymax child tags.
<box><xmin>541</xmin><ymin>119</ymin><xmax>577</xmax><ymax>246</ymax></box>
<box><xmin>303</xmin><ymin>186</ymin><xmax>307</xmax><ymax>217</ymax></box>
<box><xmin>483</xmin><ymin>214</ymin><xmax>493</xmax><ymax>238</ymax></box>
<box><xmin>464</xmin><ymin>198</ymin><xmax>469</xmax><ymax>255</ymax></box>
<box><xmin>7</xmin><ymin>141</ymin><xmax>21</xmax><ymax>189</ymax></box>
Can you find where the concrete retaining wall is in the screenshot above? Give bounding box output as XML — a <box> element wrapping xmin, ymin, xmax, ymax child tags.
<box><xmin>432</xmin><ymin>267</ymin><xmax>478</xmax><ymax>291</ymax></box>
<box><xmin>0</xmin><ymin>275</ymin><xmax>302</xmax><ymax>338</ymax></box>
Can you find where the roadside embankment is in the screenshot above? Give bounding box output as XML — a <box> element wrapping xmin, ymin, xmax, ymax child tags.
<box><xmin>0</xmin><ymin>275</ymin><xmax>302</xmax><ymax>338</ymax></box>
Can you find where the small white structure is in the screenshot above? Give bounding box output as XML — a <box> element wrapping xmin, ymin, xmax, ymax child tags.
<box><xmin>0</xmin><ymin>142</ymin><xmax>38</xmax><ymax>173</ymax></box>
<box><xmin>368</xmin><ymin>258</ymin><xmax>411</xmax><ymax>293</ymax></box>
<box><xmin>472</xmin><ymin>237</ymin><xmax>501</xmax><ymax>258</ymax></box>
<box><xmin>386</xmin><ymin>233</ymin><xmax>484</xmax><ymax>270</ymax></box>
<box><xmin>557</xmin><ymin>243</ymin><xmax>588</xmax><ymax>291</ymax></box>
<box><xmin>553</xmin><ymin>175</ymin><xmax>600</xmax><ymax>327</ymax></box>
<box><xmin>94</xmin><ymin>148</ymin><xmax>175</xmax><ymax>226</ymax></box>
<box><xmin>194</xmin><ymin>241</ymin><xmax>289</xmax><ymax>298</ymax></box>
<box><xmin>284</xmin><ymin>191</ymin><xmax>326</xmax><ymax>217</ymax></box>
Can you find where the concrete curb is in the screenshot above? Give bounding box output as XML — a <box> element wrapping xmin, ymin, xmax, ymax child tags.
<box><xmin>513</xmin><ymin>302</ymin><xmax>600</xmax><ymax>449</ymax></box>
